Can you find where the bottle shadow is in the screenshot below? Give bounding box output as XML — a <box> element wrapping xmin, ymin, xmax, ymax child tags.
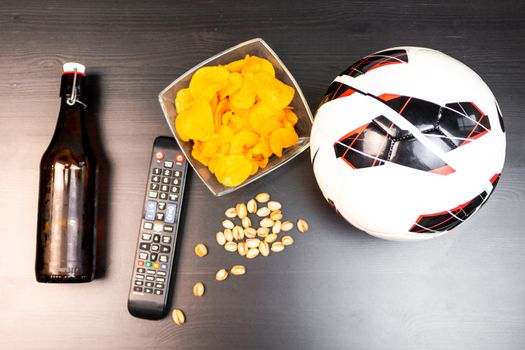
<box><xmin>86</xmin><ymin>73</ymin><xmax>111</xmax><ymax>279</ymax></box>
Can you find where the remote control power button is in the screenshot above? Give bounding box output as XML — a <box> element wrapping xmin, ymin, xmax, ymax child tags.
<box><xmin>155</xmin><ymin>151</ymin><xmax>164</xmax><ymax>160</ymax></box>
<box><xmin>175</xmin><ymin>154</ymin><xmax>185</xmax><ymax>163</ymax></box>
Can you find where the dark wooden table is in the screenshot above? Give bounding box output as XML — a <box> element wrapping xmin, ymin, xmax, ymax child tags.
<box><xmin>1</xmin><ymin>0</ymin><xmax>524</xmax><ymax>349</ymax></box>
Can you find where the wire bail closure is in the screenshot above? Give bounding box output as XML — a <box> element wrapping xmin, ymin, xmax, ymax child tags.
<box><xmin>66</xmin><ymin>68</ymin><xmax>86</xmax><ymax>108</ymax></box>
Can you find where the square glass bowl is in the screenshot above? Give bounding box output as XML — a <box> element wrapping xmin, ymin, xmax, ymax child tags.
<box><xmin>159</xmin><ymin>38</ymin><xmax>313</xmax><ymax>196</ymax></box>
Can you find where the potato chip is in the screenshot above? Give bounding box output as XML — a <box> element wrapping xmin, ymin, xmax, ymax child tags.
<box><xmin>189</xmin><ymin>66</ymin><xmax>230</xmax><ymax>101</ymax></box>
<box><xmin>218</xmin><ymin>72</ymin><xmax>243</xmax><ymax>100</ymax></box>
<box><xmin>241</xmin><ymin>56</ymin><xmax>275</xmax><ymax>77</ymax></box>
<box><xmin>250</xmin><ymin>160</ymin><xmax>259</xmax><ymax>175</ymax></box>
<box><xmin>208</xmin><ymin>153</ymin><xmax>225</xmax><ymax>174</ymax></box>
<box><xmin>255</xmin><ymin>72</ymin><xmax>295</xmax><ymax>110</ymax></box>
<box><xmin>229</xmin><ymin>74</ymin><xmax>257</xmax><ymax>110</ymax></box>
<box><xmin>269</xmin><ymin>127</ymin><xmax>299</xmax><ymax>157</ymax></box>
<box><xmin>175</xmin><ymin>98</ymin><xmax>214</xmax><ymax>142</ymax></box>
<box><xmin>230</xmin><ymin>131</ymin><xmax>259</xmax><ymax>155</ymax></box>
<box><xmin>214</xmin><ymin>99</ymin><xmax>229</xmax><ymax>131</ymax></box>
<box><xmin>284</xmin><ymin>108</ymin><xmax>298</xmax><ymax>126</ymax></box>
<box><xmin>224</xmin><ymin>56</ymin><xmax>248</xmax><ymax>72</ymax></box>
<box><xmin>200</xmin><ymin>133</ymin><xmax>220</xmax><ymax>159</ymax></box>
<box><xmin>175</xmin><ymin>88</ymin><xmax>193</xmax><ymax>114</ymax></box>
<box><xmin>215</xmin><ymin>155</ymin><xmax>252</xmax><ymax>187</ymax></box>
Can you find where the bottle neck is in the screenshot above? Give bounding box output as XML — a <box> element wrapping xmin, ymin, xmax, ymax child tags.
<box><xmin>52</xmin><ymin>97</ymin><xmax>88</xmax><ymax>143</ymax></box>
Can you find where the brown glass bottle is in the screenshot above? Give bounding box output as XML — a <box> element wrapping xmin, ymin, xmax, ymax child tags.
<box><xmin>35</xmin><ymin>63</ymin><xmax>97</xmax><ymax>283</ymax></box>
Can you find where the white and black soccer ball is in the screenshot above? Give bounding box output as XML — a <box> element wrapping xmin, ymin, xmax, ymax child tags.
<box><xmin>310</xmin><ymin>47</ymin><xmax>506</xmax><ymax>241</ymax></box>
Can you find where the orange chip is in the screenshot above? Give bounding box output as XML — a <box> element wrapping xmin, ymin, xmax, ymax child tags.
<box><xmin>200</xmin><ymin>133</ymin><xmax>220</xmax><ymax>159</ymax></box>
<box><xmin>230</xmin><ymin>131</ymin><xmax>259</xmax><ymax>155</ymax></box>
<box><xmin>229</xmin><ymin>74</ymin><xmax>257</xmax><ymax>110</ymax></box>
<box><xmin>250</xmin><ymin>160</ymin><xmax>259</xmax><ymax>175</ymax></box>
<box><xmin>189</xmin><ymin>66</ymin><xmax>230</xmax><ymax>101</ymax></box>
<box><xmin>224</xmin><ymin>56</ymin><xmax>248</xmax><ymax>72</ymax></box>
<box><xmin>241</xmin><ymin>56</ymin><xmax>275</xmax><ymax>77</ymax></box>
<box><xmin>175</xmin><ymin>98</ymin><xmax>214</xmax><ymax>142</ymax></box>
<box><xmin>215</xmin><ymin>155</ymin><xmax>252</xmax><ymax>187</ymax></box>
<box><xmin>214</xmin><ymin>99</ymin><xmax>230</xmax><ymax>132</ymax></box>
<box><xmin>175</xmin><ymin>88</ymin><xmax>193</xmax><ymax>114</ymax></box>
<box><xmin>284</xmin><ymin>108</ymin><xmax>298</xmax><ymax>126</ymax></box>
<box><xmin>269</xmin><ymin>127</ymin><xmax>299</xmax><ymax>157</ymax></box>
<box><xmin>255</xmin><ymin>72</ymin><xmax>295</xmax><ymax>110</ymax></box>
<box><xmin>218</xmin><ymin>72</ymin><xmax>243</xmax><ymax>100</ymax></box>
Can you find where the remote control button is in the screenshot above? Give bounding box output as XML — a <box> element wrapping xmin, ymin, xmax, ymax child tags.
<box><xmin>162</xmin><ymin>236</ymin><xmax>172</xmax><ymax>244</ymax></box>
<box><xmin>171</xmin><ymin>186</ymin><xmax>179</xmax><ymax>193</ymax></box>
<box><xmin>164</xmin><ymin>161</ymin><xmax>173</xmax><ymax>168</ymax></box>
<box><xmin>145</xmin><ymin>261</ymin><xmax>153</xmax><ymax>267</ymax></box>
<box><xmin>158</xmin><ymin>202</ymin><xmax>166</xmax><ymax>211</ymax></box>
<box><xmin>175</xmin><ymin>154</ymin><xmax>185</xmax><ymax>163</ymax></box>
<box><xmin>156</xmin><ymin>213</ymin><xmax>164</xmax><ymax>221</ymax></box>
<box><xmin>160</xmin><ymin>263</ymin><xmax>168</xmax><ymax>270</ymax></box>
<box><xmin>165</xmin><ymin>203</ymin><xmax>177</xmax><ymax>224</ymax></box>
<box><xmin>153</xmin><ymin>262</ymin><xmax>160</xmax><ymax>269</ymax></box>
<box><xmin>146</xmin><ymin>269</ymin><xmax>156</xmax><ymax>275</ymax></box>
<box><xmin>160</xmin><ymin>184</ymin><xmax>169</xmax><ymax>192</ymax></box>
<box><xmin>146</xmin><ymin>275</ymin><xmax>155</xmax><ymax>281</ymax></box>
<box><xmin>159</xmin><ymin>192</ymin><xmax>168</xmax><ymax>200</ymax></box>
<box><xmin>153</xmin><ymin>168</ymin><xmax>162</xmax><ymax>175</ymax></box>
<box><xmin>144</xmin><ymin>288</ymin><xmax>153</xmax><ymax>294</ymax></box>
<box><xmin>172</xmin><ymin>178</ymin><xmax>180</xmax><ymax>185</ymax></box>
<box><xmin>156</xmin><ymin>276</ymin><xmax>166</xmax><ymax>282</ymax></box>
<box><xmin>161</xmin><ymin>177</ymin><xmax>170</xmax><ymax>184</ymax></box>
<box><xmin>138</xmin><ymin>252</ymin><xmax>148</xmax><ymax>260</ymax></box>
<box><xmin>150</xmin><ymin>183</ymin><xmax>159</xmax><ymax>190</ymax></box>
<box><xmin>151</xmin><ymin>244</ymin><xmax>160</xmax><ymax>252</ymax></box>
<box><xmin>150</xmin><ymin>253</ymin><xmax>158</xmax><ymax>261</ymax></box>
<box><xmin>163</xmin><ymin>225</ymin><xmax>174</xmax><ymax>233</ymax></box>
<box><xmin>153</xmin><ymin>223</ymin><xmax>163</xmax><ymax>232</ymax></box>
<box><xmin>154</xmin><ymin>289</ymin><xmax>163</xmax><ymax>295</ymax></box>
<box><xmin>155</xmin><ymin>151</ymin><xmax>164</xmax><ymax>160</ymax></box>
<box><xmin>133</xmin><ymin>287</ymin><xmax>143</xmax><ymax>292</ymax></box>
<box><xmin>143</xmin><ymin>222</ymin><xmax>153</xmax><ymax>230</ymax></box>
<box><xmin>173</xmin><ymin>171</ymin><xmax>181</xmax><ymax>177</ymax></box>
<box><xmin>151</xmin><ymin>175</ymin><xmax>160</xmax><ymax>183</ymax></box>
<box><xmin>134</xmin><ymin>280</ymin><xmax>144</xmax><ymax>286</ymax></box>
<box><xmin>155</xmin><ymin>283</ymin><xmax>164</xmax><ymax>289</ymax></box>
<box><xmin>136</xmin><ymin>267</ymin><xmax>146</xmax><ymax>273</ymax></box>
<box><xmin>148</xmin><ymin>191</ymin><xmax>158</xmax><ymax>199</ymax></box>
<box><xmin>169</xmin><ymin>194</ymin><xmax>179</xmax><ymax>201</ymax></box>
<box><xmin>163</xmin><ymin>169</ymin><xmax>172</xmax><ymax>177</ymax></box>
<box><xmin>159</xmin><ymin>255</ymin><xmax>169</xmax><ymax>263</ymax></box>
<box><xmin>141</xmin><ymin>233</ymin><xmax>152</xmax><ymax>241</ymax></box>
<box><xmin>139</xmin><ymin>243</ymin><xmax>150</xmax><ymax>251</ymax></box>
<box><xmin>145</xmin><ymin>282</ymin><xmax>154</xmax><ymax>287</ymax></box>
<box><xmin>137</xmin><ymin>260</ymin><xmax>145</xmax><ymax>266</ymax></box>
<box><xmin>153</xmin><ymin>234</ymin><xmax>161</xmax><ymax>243</ymax></box>
<box><xmin>157</xmin><ymin>271</ymin><xmax>167</xmax><ymax>277</ymax></box>
<box><xmin>135</xmin><ymin>274</ymin><xmax>144</xmax><ymax>280</ymax></box>
<box><xmin>161</xmin><ymin>245</ymin><xmax>171</xmax><ymax>253</ymax></box>
<box><xmin>145</xmin><ymin>200</ymin><xmax>157</xmax><ymax>221</ymax></box>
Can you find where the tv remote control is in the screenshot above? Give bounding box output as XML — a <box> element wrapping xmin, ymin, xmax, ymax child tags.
<box><xmin>128</xmin><ymin>136</ymin><xmax>189</xmax><ymax>320</ymax></box>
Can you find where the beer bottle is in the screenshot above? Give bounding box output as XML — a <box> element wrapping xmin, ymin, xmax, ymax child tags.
<box><xmin>35</xmin><ymin>63</ymin><xmax>97</xmax><ymax>283</ymax></box>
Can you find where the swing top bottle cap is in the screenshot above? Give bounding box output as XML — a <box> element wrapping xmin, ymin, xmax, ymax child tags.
<box><xmin>60</xmin><ymin>63</ymin><xmax>86</xmax><ymax>98</ymax></box>
<box><xmin>63</xmin><ymin>62</ymin><xmax>86</xmax><ymax>75</ymax></box>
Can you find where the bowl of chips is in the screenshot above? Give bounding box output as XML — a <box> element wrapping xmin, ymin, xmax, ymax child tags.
<box><xmin>159</xmin><ymin>38</ymin><xmax>313</xmax><ymax>196</ymax></box>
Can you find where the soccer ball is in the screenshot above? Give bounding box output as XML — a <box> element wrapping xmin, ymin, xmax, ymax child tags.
<box><xmin>310</xmin><ymin>47</ymin><xmax>506</xmax><ymax>241</ymax></box>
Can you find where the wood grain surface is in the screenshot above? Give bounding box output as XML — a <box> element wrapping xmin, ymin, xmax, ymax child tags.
<box><xmin>1</xmin><ymin>0</ymin><xmax>524</xmax><ymax>349</ymax></box>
